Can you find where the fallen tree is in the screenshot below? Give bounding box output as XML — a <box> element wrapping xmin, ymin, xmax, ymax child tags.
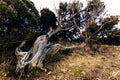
<box><xmin>15</xmin><ymin>0</ymin><xmax>119</xmax><ymax>72</ymax></box>
<box><xmin>15</xmin><ymin>27</ymin><xmax>86</xmax><ymax>72</ymax></box>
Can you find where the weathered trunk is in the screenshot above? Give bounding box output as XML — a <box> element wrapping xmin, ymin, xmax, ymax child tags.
<box><xmin>15</xmin><ymin>30</ymin><xmax>86</xmax><ymax>72</ymax></box>
<box><xmin>15</xmin><ymin>35</ymin><xmax>48</xmax><ymax>71</ymax></box>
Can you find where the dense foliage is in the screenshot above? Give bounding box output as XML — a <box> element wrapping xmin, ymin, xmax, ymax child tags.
<box><xmin>102</xmin><ymin>29</ymin><xmax>120</xmax><ymax>45</ymax></box>
<box><xmin>0</xmin><ymin>0</ymin><xmax>120</xmax><ymax>51</ymax></box>
<box><xmin>0</xmin><ymin>0</ymin><xmax>40</xmax><ymax>50</ymax></box>
<box><xmin>40</xmin><ymin>8</ymin><xmax>57</xmax><ymax>34</ymax></box>
<box><xmin>56</xmin><ymin>0</ymin><xmax>119</xmax><ymax>44</ymax></box>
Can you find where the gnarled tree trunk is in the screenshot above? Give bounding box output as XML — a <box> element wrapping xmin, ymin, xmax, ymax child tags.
<box><xmin>15</xmin><ymin>27</ymin><xmax>86</xmax><ymax>72</ymax></box>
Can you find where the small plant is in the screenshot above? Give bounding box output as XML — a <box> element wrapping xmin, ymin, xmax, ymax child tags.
<box><xmin>45</xmin><ymin>52</ymin><xmax>63</xmax><ymax>63</ymax></box>
<box><xmin>70</xmin><ymin>66</ymin><xmax>88</xmax><ymax>79</ymax></box>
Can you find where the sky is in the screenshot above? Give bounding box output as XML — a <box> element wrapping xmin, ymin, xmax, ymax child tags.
<box><xmin>30</xmin><ymin>0</ymin><xmax>120</xmax><ymax>28</ymax></box>
<box><xmin>30</xmin><ymin>0</ymin><xmax>120</xmax><ymax>15</ymax></box>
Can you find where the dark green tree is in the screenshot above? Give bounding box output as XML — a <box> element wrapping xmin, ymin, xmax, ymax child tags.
<box><xmin>0</xmin><ymin>0</ymin><xmax>17</xmax><ymax>32</ymax></box>
<box><xmin>40</xmin><ymin>8</ymin><xmax>57</xmax><ymax>34</ymax></box>
<box><xmin>103</xmin><ymin>29</ymin><xmax>120</xmax><ymax>45</ymax></box>
<box><xmin>57</xmin><ymin>0</ymin><xmax>119</xmax><ymax>45</ymax></box>
<box><xmin>0</xmin><ymin>0</ymin><xmax>40</xmax><ymax>50</ymax></box>
<box><xmin>0</xmin><ymin>0</ymin><xmax>41</xmax><ymax>33</ymax></box>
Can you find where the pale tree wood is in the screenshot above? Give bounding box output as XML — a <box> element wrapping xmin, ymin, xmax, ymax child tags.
<box><xmin>15</xmin><ymin>26</ymin><xmax>86</xmax><ymax>72</ymax></box>
<box><xmin>15</xmin><ymin>2</ymin><xmax>89</xmax><ymax>72</ymax></box>
<box><xmin>15</xmin><ymin>0</ymin><xmax>103</xmax><ymax>72</ymax></box>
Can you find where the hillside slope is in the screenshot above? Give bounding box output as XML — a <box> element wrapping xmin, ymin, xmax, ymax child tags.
<box><xmin>0</xmin><ymin>45</ymin><xmax>120</xmax><ymax>80</ymax></box>
<box><xmin>37</xmin><ymin>45</ymin><xmax>120</xmax><ymax>80</ymax></box>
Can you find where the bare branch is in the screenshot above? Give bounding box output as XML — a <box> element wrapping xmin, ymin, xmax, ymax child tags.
<box><xmin>71</xmin><ymin>8</ymin><xmax>85</xmax><ymax>39</ymax></box>
<box><xmin>89</xmin><ymin>19</ymin><xmax>118</xmax><ymax>40</ymax></box>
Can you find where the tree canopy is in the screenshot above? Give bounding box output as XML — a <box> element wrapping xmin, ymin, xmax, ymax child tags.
<box><xmin>0</xmin><ymin>0</ymin><xmax>40</xmax><ymax>50</ymax></box>
<box><xmin>56</xmin><ymin>0</ymin><xmax>119</xmax><ymax>44</ymax></box>
<box><xmin>0</xmin><ymin>0</ymin><xmax>40</xmax><ymax>30</ymax></box>
<box><xmin>40</xmin><ymin>8</ymin><xmax>57</xmax><ymax>34</ymax></box>
<box><xmin>0</xmin><ymin>0</ymin><xmax>119</xmax><ymax>51</ymax></box>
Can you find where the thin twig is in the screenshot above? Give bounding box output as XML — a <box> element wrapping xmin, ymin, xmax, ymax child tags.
<box><xmin>18</xmin><ymin>69</ymin><xmax>24</xmax><ymax>80</ymax></box>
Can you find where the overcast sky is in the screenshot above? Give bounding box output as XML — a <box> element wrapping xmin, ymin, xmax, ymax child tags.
<box><xmin>30</xmin><ymin>0</ymin><xmax>120</xmax><ymax>15</ymax></box>
<box><xmin>30</xmin><ymin>0</ymin><xmax>120</xmax><ymax>28</ymax></box>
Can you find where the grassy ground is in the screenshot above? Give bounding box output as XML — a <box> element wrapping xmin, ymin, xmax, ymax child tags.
<box><xmin>0</xmin><ymin>44</ymin><xmax>120</xmax><ymax>80</ymax></box>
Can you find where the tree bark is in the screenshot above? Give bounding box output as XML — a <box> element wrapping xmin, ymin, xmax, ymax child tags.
<box><xmin>15</xmin><ymin>32</ymin><xmax>86</xmax><ymax>72</ymax></box>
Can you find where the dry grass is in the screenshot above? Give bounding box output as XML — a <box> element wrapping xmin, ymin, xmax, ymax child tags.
<box><xmin>0</xmin><ymin>44</ymin><xmax>120</xmax><ymax>80</ymax></box>
<box><xmin>39</xmin><ymin>45</ymin><xmax>120</xmax><ymax>80</ymax></box>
